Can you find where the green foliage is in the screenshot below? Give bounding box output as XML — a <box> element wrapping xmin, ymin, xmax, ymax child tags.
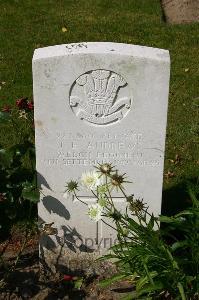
<box><xmin>68</xmin><ymin>165</ymin><xmax>199</xmax><ymax>299</ymax></box>
<box><xmin>0</xmin><ymin>104</ymin><xmax>37</xmax><ymax>239</ymax></box>
<box><xmin>99</xmin><ymin>274</ymin><xmax>127</xmax><ymax>288</ymax></box>
<box><xmin>100</xmin><ymin>182</ymin><xmax>199</xmax><ymax>299</ymax></box>
<box><xmin>74</xmin><ymin>277</ymin><xmax>84</xmax><ymax>290</ymax></box>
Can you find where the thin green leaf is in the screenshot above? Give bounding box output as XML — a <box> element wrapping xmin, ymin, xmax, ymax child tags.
<box><xmin>171</xmin><ymin>240</ymin><xmax>189</xmax><ymax>252</ymax></box>
<box><xmin>166</xmin><ymin>249</ymin><xmax>179</xmax><ymax>270</ymax></box>
<box><xmin>159</xmin><ymin>215</ymin><xmax>175</xmax><ymax>223</ymax></box>
<box><xmin>177</xmin><ymin>282</ymin><xmax>187</xmax><ymax>300</ymax></box>
<box><xmin>74</xmin><ymin>278</ymin><xmax>83</xmax><ymax>290</ymax></box>
<box><xmin>143</xmin><ymin>263</ymin><xmax>154</xmax><ymax>285</ymax></box>
<box><xmin>147</xmin><ymin>214</ymin><xmax>155</xmax><ymax>230</ymax></box>
<box><xmin>137</xmin><ymin>282</ymin><xmax>164</xmax><ymax>296</ymax></box>
<box><xmin>99</xmin><ymin>274</ymin><xmax>126</xmax><ymax>288</ymax></box>
<box><xmin>174</xmin><ymin>210</ymin><xmax>194</xmax><ymax>218</ymax></box>
<box><xmin>136</xmin><ymin>271</ymin><xmax>157</xmax><ymax>291</ymax></box>
<box><xmin>188</xmin><ymin>187</ymin><xmax>199</xmax><ymax>208</ymax></box>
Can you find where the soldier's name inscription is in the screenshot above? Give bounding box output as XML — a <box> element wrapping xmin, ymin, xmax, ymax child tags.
<box><xmin>43</xmin><ymin>130</ymin><xmax>161</xmax><ymax>167</ymax></box>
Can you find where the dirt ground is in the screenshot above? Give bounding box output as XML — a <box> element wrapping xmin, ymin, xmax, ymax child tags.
<box><xmin>161</xmin><ymin>0</ymin><xmax>199</xmax><ymax>24</ymax></box>
<box><xmin>0</xmin><ymin>230</ymin><xmax>134</xmax><ymax>300</ymax></box>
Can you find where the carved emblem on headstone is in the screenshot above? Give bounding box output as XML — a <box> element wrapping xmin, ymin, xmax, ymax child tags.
<box><xmin>69</xmin><ymin>69</ymin><xmax>131</xmax><ymax>125</ymax></box>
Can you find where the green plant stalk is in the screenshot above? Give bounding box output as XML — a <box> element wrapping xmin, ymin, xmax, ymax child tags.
<box><xmin>105</xmin><ymin>184</ymin><xmax>184</xmax><ymax>296</ymax></box>
<box><xmin>66</xmin><ymin>168</ymin><xmax>199</xmax><ymax>298</ymax></box>
<box><xmin>143</xmin><ymin>262</ymin><xmax>154</xmax><ymax>286</ymax></box>
<box><xmin>115</xmin><ymin>220</ymin><xmax>132</xmax><ymax>265</ymax></box>
<box><xmin>177</xmin><ymin>282</ymin><xmax>187</xmax><ymax>300</ymax></box>
<box><xmin>74</xmin><ymin>191</ymin><xmax>88</xmax><ymax>206</ymax></box>
<box><xmin>119</xmin><ymin>185</ymin><xmax>160</xmax><ymax>230</ymax></box>
<box><xmin>102</xmin><ymin>183</ymin><xmax>143</xmax><ymax>269</ymax></box>
<box><xmin>105</xmin><ymin>174</ymin><xmax>115</xmax><ymax>207</ymax></box>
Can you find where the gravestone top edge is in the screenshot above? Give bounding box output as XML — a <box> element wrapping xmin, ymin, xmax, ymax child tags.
<box><xmin>33</xmin><ymin>42</ymin><xmax>170</xmax><ymax>63</ymax></box>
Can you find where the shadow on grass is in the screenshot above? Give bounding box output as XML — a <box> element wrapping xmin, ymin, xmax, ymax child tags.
<box><xmin>162</xmin><ymin>177</ymin><xmax>199</xmax><ymax>216</ymax></box>
<box><xmin>160</xmin><ymin>0</ymin><xmax>167</xmax><ymax>23</ymax></box>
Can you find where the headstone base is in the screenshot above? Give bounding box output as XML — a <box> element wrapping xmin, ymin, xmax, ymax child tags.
<box><xmin>39</xmin><ymin>244</ymin><xmax>116</xmax><ymax>276</ymax></box>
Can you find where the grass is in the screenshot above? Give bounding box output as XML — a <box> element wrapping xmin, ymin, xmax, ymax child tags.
<box><xmin>0</xmin><ymin>0</ymin><xmax>198</xmax><ymax>209</ymax></box>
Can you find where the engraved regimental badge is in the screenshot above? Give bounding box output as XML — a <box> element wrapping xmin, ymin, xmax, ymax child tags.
<box><xmin>69</xmin><ymin>69</ymin><xmax>131</xmax><ymax>125</ymax></box>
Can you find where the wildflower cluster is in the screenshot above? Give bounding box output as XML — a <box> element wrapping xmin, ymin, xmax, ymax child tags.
<box><xmin>63</xmin><ymin>165</ymin><xmax>199</xmax><ymax>299</ymax></box>
<box><xmin>97</xmin><ymin>163</ymin><xmax>113</xmax><ymax>175</ymax></box>
<box><xmin>65</xmin><ymin>180</ymin><xmax>79</xmax><ymax>193</ymax></box>
<box><xmin>87</xmin><ymin>203</ymin><xmax>103</xmax><ymax>222</ymax></box>
<box><xmin>126</xmin><ymin>194</ymin><xmax>147</xmax><ymax>215</ymax></box>
<box><xmin>16</xmin><ymin>97</ymin><xmax>34</xmax><ymax>111</ymax></box>
<box><xmin>111</xmin><ymin>172</ymin><xmax>126</xmax><ymax>188</ymax></box>
<box><xmin>81</xmin><ymin>170</ymin><xmax>102</xmax><ymax>190</ymax></box>
<box><xmin>1</xmin><ymin>97</ymin><xmax>34</xmax><ymax>123</ymax></box>
<box><xmin>64</xmin><ymin>164</ymin><xmax>133</xmax><ymax>222</ymax></box>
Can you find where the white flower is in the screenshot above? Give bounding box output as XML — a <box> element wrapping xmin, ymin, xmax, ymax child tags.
<box><xmin>81</xmin><ymin>170</ymin><xmax>101</xmax><ymax>191</ymax></box>
<box><xmin>88</xmin><ymin>203</ymin><xmax>103</xmax><ymax>222</ymax></box>
<box><xmin>98</xmin><ymin>195</ymin><xmax>107</xmax><ymax>207</ymax></box>
<box><xmin>97</xmin><ymin>184</ymin><xmax>108</xmax><ymax>195</ymax></box>
<box><xmin>18</xmin><ymin>110</ymin><xmax>28</xmax><ymax>119</ymax></box>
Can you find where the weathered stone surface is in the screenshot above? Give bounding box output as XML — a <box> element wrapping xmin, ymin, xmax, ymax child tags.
<box><xmin>162</xmin><ymin>0</ymin><xmax>199</xmax><ymax>24</ymax></box>
<box><xmin>33</xmin><ymin>42</ymin><xmax>170</xmax><ymax>259</ymax></box>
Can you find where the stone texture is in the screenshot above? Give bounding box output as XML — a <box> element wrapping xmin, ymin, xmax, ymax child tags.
<box><xmin>33</xmin><ymin>42</ymin><xmax>170</xmax><ymax>259</ymax></box>
<box><xmin>162</xmin><ymin>0</ymin><xmax>199</xmax><ymax>24</ymax></box>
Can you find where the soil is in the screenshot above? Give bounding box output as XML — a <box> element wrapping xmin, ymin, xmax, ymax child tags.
<box><xmin>0</xmin><ymin>229</ymin><xmax>134</xmax><ymax>299</ymax></box>
<box><xmin>161</xmin><ymin>0</ymin><xmax>199</xmax><ymax>24</ymax></box>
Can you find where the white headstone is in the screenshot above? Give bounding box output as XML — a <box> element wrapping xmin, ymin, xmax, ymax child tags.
<box><xmin>33</xmin><ymin>42</ymin><xmax>170</xmax><ymax>261</ymax></box>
